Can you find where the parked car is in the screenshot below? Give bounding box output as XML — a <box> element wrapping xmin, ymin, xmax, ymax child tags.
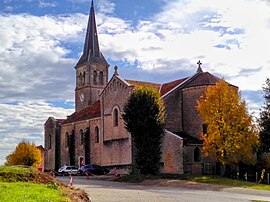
<box><xmin>77</xmin><ymin>164</ymin><xmax>109</xmax><ymax>175</ymax></box>
<box><xmin>58</xmin><ymin>165</ymin><xmax>78</xmax><ymax>175</ymax></box>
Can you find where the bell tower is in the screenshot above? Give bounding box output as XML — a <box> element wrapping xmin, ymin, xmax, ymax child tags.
<box><xmin>75</xmin><ymin>0</ymin><xmax>109</xmax><ymax>112</ymax></box>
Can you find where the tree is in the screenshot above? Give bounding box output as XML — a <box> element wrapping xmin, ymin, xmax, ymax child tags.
<box><xmin>259</xmin><ymin>78</ymin><xmax>270</xmax><ymax>153</ymax></box>
<box><xmin>6</xmin><ymin>140</ymin><xmax>42</xmax><ymax>167</ymax></box>
<box><xmin>123</xmin><ymin>87</ymin><xmax>165</xmax><ymax>174</ymax></box>
<box><xmin>196</xmin><ymin>80</ymin><xmax>258</xmax><ymax>166</ymax></box>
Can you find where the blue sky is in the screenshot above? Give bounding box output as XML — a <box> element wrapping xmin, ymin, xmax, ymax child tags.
<box><xmin>0</xmin><ymin>0</ymin><xmax>269</xmax><ymax>165</ymax></box>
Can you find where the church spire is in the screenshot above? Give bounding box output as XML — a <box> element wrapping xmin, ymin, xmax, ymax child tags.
<box><xmin>76</xmin><ymin>0</ymin><xmax>107</xmax><ymax>66</ymax></box>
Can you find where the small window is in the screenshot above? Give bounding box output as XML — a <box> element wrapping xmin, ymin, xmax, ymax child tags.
<box><xmin>113</xmin><ymin>80</ymin><xmax>116</xmax><ymax>91</ymax></box>
<box><xmin>93</xmin><ymin>70</ymin><xmax>97</xmax><ymax>85</ymax></box>
<box><xmin>194</xmin><ymin>147</ymin><xmax>201</xmax><ymax>162</ymax></box>
<box><xmin>79</xmin><ymin>73</ymin><xmax>82</xmax><ymax>86</ymax></box>
<box><xmin>80</xmin><ymin>129</ymin><xmax>84</xmax><ymax>145</ymax></box>
<box><xmin>48</xmin><ymin>134</ymin><xmax>52</xmax><ymax>149</ymax></box>
<box><xmin>83</xmin><ymin>71</ymin><xmax>86</xmax><ymax>85</ymax></box>
<box><xmin>113</xmin><ymin>108</ymin><xmax>118</xmax><ymax>127</ymax></box>
<box><xmin>99</xmin><ymin>71</ymin><xmax>104</xmax><ymax>85</ymax></box>
<box><xmin>95</xmin><ymin>126</ymin><xmax>99</xmax><ymax>143</ymax></box>
<box><xmin>65</xmin><ymin>132</ymin><xmax>69</xmax><ymax>147</ymax></box>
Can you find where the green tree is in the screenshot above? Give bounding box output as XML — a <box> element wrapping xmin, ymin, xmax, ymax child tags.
<box><xmin>196</xmin><ymin>80</ymin><xmax>258</xmax><ymax>166</ymax></box>
<box><xmin>259</xmin><ymin>78</ymin><xmax>270</xmax><ymax>153</ymax></box>
<box><xmin>123</xmin><ymin>87</ymin><xmax>165</xmax><ymax>174</ymax></box>
<box><xmin>6</xmin><ymin>140</ymin><xmax>42</xmax><ymax>167</ymax></box>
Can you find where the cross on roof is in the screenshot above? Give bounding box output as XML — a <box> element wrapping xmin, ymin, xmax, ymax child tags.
<box><xmin>197</xmin><ymin>60</ymin><xmax>202</xmax><ymax>68</ymax></box>
<box><xmin>114</xmin><ymin>66</ymin><xmax>119</xmax><ymax>75</ymax></box>
<box><xmin>196</xmin><ymin>60</ymin><xmax>203</xmax><ymax>73</ymax></box>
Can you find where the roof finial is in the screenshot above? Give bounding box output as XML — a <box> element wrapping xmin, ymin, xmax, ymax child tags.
<box><xmin>196</xmin><ymin>60</ymin><xmax>203</xmax><ymax>73</ymax></box>
<box><xmin>114</xmin><ymin>66</ymin><xmax>119</xmax><ymax>75</ymax></box>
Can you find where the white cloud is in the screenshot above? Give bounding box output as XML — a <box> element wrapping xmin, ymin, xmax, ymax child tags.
<box><xmin>0</xmin><ymin>0</ymin><xmax>269</xmax><ymax>164</ymax></box>
<box><xmin>97</xmin><ymin>0</ymin><xmax>270</xmax><ymax>93</ymax></box>
<box><xmin>0</xmin><ymin>13</ymin><xmax>90</xmax><ymax>102</ymax></box>
<box><xmin>97</xmin><ymin>0</ymin><xmax>115</xmax><ymax>14</ymax></box>
<box><xmin>0</xmin><ymin>102</ymin><xmax>74</xmax><ymax>165</ymax></box>
<box><xmin>38</xmin><ymin>1</ymin><xmax>57</xmax><ymax>8</ymax></box>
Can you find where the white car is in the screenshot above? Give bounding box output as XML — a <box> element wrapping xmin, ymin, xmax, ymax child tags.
<box><xmin>58</xmin><ymin>165</ymin><xmax>78</xmax><ymax>175</ymax></box>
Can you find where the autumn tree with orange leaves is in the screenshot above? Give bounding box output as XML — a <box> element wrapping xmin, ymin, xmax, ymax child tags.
<box><xmin>197</xmin><ymin>80</ymin><xmax>258</xmax><ymax>166</ymax></box>
<box><xmin>6</xmin><ymin>140</ymin><xmax>42</xmax><ymax>167</ymax></box>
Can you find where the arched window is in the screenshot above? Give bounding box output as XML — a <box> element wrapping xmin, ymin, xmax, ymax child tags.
<box><xmin>113</xmin><ymin>108</ymin><xmax>119</xmax><ymax>127</ymax></box>
<box><xmin>83</xmin><ymin>71</ymin><xmax>86</xmax><ymax>85</ymax></box>
<box><xmin>99</xmin><ymin>71</ymin><xmax>104</xmax><ymax>85</ymax></box>
<box><xmin>65</xmin><ymin>132</ymin><xmax>69</xmax><ymax>147</ymax></box>
<box><xmin>48</xmin><ymin>134</ymin><xmax>52</xmax><ymax>149</ymax></box>
<box><xmin>80</xmin><ymin>129</ymin><xmax>84</xmax><ymax>145</ymax></box>
<box><xmin>194</xmin><ymin>147</ymin><xmax>201</xmax><ymax>162</ymax></box>
<box><xmin>95</xmin><ymin>126</ymin><xmax>99</xmax><ymax>143</ymax></box>
<box><xmin>113</xmin><ymin>80</ymin><xmax>116</xmax><ymax>91</ymax></box>
<box><xmin>79</xmin><ymin>73</ymin><xmax>82</xmax><ymax>86</ymax></box>
<box><xmin>93</xmin><ymin>70</ymin><xmax>97</xmax><ymax>85</ymax></box>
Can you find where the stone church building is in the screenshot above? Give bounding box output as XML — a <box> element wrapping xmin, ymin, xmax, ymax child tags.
<box><xmin>44</xmin><ymin>0</ymin><xmax>229</xmax><ymax>174</ymax></box>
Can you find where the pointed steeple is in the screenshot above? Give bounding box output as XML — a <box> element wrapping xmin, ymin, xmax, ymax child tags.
<box><xmin>76</xmin><ymin>0</ymin><xmax>108</xmax><ymax>67</ymax></box>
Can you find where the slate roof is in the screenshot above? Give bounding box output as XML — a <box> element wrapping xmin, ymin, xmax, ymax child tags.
<box><xmin>76</xmin><ymin>0</ymin><xmax>108</xmax><ymax>67</ymax></box>
<box><xmin>174</xmin><ymin>132</ymin><xmax>203</xmax><ymax>145</ymax></box>
<box><xmin>62</xmin><ymin>100</ymin><xmax>101</xmax><ymax>124</ymax></box>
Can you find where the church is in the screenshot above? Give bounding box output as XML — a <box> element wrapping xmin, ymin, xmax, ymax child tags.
<box><xmin>44</xmin><ymin>0</ymin><xmax>230</xmax><ymax>175</ymax></box>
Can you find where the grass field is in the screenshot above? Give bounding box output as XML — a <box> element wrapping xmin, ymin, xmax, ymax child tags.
<box><xmin>191</xmin><ymin>175</ymin><xmax>270</xmax><ymax>191</ymax></box>
<box><xmin>0</xmin><ymin>182</ymin><xmax>66</xmax><ymax>202</ymax></box>
<box><xmin>0</xmin><ymin>166</ymin><xmax>89</xmax><ymax>201</ymax></box>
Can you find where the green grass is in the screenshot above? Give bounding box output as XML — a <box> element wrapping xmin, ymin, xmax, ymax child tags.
<box><xmin>0</xmin><ymin>166</ymin><xmax>32</xmax><ymax>182</ymax></box>
<box><xmin>190</xmin><ymin>175</ymin><xmax>270</xmax><ymax>191</ymax></box>
<box><xmin>0</xmin><ymin>182</ymin><xmax>68</xmax><ymax>202</ymax></box>
<box><xmin>0</xmin><ymin>166</ymin><xmax>82</xmax><ymax>201</ymax></box>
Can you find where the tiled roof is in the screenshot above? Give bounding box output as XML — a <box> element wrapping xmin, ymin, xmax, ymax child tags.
<box><xmin>183</xmin><ymin>72</ymin><xmax>220</xmax><ymax>88</ymax></box>
<box><xmin>160</xmin><ymin>77</ymin><xmax>189</xmax><ymax>96</ymax></box>
<box><xmin>56</xmin><ymin>119</ymin><xmax>65</xmax><ymax>124</ymax></box>
<box><xmin>126</xmin><ymin>80</ymin><xmax>161</xmax><ymax>92</ymax></box>
<box><xmin>62</xmin><ymin>100</ymin><xmax>101</xmax><ymax>124</ymax></box>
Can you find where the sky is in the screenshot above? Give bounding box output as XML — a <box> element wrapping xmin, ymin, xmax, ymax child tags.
<box><xmin>0</xmin><ymin>0</ymin><xmax>269</xmax><ymax>165</ymax></box>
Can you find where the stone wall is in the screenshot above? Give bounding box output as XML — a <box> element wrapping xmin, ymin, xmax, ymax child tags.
<box><xmin>100</xmin><ymin>75</ymin><xmax>133</xmax><ymax>167</ymax></box>
<box><xmin>182</xmin><ymin>86</ymin><xmax>207</xmax><ymax>138</ymax></box>
<box><xmin>161</xmin><ymin>130</ymin><xmax>183</xmax><ymax>174</ymax></box>
<box><xmin>163</xmin><ymin>89</ymin><xmax>183</xmax><ymax>133</ymax></box>
<box><xmin>60</xmin><ymin>118</ymin><xmax>101</xmax><ymax>167</ymax></box>
<box><xmin>44</xmin><ymin>117</ymin><xmax>60</xmax><ymax>171</ymax></box>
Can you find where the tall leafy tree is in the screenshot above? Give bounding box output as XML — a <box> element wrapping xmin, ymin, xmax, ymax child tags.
<box><xmin>123</xmin><ymin>87</ymin><xmax>164</xmax><ymax>174</ymax></box>
<box><xmin>197</xmin><ymin>80</ymin><xmax>258</xmax><ymax>166</ymax></box>
<box><xmin>259</xmin><ymin>78</ymin><xmax>270</xmax><ymax>152</ymax></box>
<box><xmin>6</xmin><ymin>140</ymin><xmax>42</xmax><ymax>167</ymax></box>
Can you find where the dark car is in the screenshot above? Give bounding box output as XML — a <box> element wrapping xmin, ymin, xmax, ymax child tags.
<box><xmin>77</xmin><ymin>164</ymin><xmax>109</xmax><ymax>175</ymax></box>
